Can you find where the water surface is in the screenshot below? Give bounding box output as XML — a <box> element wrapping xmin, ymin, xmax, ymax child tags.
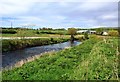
<box><xmin>2</xmin><ymin>41</ymin><xmax>80</xmax><ymax>68</ymax></box>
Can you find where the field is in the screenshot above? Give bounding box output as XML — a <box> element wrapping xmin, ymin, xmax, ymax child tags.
<box><xmin>1</xmin><ymin>0</ymin><xmax>119</xmax><ymax>80</ymax></box>
<box><xmin>2</xmin><ymin>36</ymin><xmax>119</xmax><ymax>80</ymax></box>
<box><xmin>2</xmin><ymin>29</ymin><xmax>68</xmax><ymax>37</ymax></box>
<box><xmin>1</xmin><ymin>28</ymin><xmax>85</xmax><ymax>39</ymax></box>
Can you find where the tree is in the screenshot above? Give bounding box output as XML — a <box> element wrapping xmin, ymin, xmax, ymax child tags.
<box><xmin>96</xmin><ymin>28</ymin><xmax>104</xmax><ymax>35</ymax></box>
<box><xmin>68</xmin><ymin>28</ymin><xmax>77</xmax><ymax>42</ymax></box>
<box><xmin>36</xmin><ymin>31</ymin><xmax>40</xmax><ymax>34</ymax></box>
<box><xmin>17</xmin><ymin>29</ymin><xmax>26</xmax><ymax>39</ymax></box>
<box><xmin>84</xmin><ymin>32</ymin><xmax>89</xmax><ymax>39</ymax></box>
<box><xmin>108</xmin><ymin>30</ymin><xmax>119</xmax><ymax>36</ymax></box>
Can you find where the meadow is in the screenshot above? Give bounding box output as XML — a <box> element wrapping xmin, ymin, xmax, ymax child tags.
<box><xmin>1</xmin><ymin>28</ymin><xmax>69</xmax><ymax>37</ymax></box>
<box><xmin>2</xmin><ymin>35</ymin><xmax>119</xmax><ymax>80</ymax></box>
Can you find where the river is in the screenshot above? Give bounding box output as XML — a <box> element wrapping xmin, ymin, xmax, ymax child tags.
<box><xmin>2</xmin><ymin>41</ymin><xmax>81</xmax><ymax>69</ymax></box>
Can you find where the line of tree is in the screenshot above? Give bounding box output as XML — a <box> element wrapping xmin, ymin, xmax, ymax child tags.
<box><xmin>39</xmin><ymin>27</ymin><xmax>53</xmax><ymax>30</ymax></box>
<box><xmin>54</xmin><ymin>28</ymin><xmax>66</xmax><ymax>30</ymax></box>
<box><xmin>2</xmin><ymin>29</ymin><xmax>17</xmax><ymax>34</ymax></box>
<box><xmin>1</xmin><ymin>27</ymin><xmax>33</xmax><ymax>30</ymax></box>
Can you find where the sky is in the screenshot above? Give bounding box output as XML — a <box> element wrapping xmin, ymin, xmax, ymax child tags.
<box><xmin>0</xmin><ymin>0</ymin><xmax>119</xmax><ymax>29</ymax></box>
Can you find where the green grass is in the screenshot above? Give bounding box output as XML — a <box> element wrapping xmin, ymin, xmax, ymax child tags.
<box><xmin>2</xmin><ymin>29</ymin><xmax>83</xmax><ymax>38</ymax></box>
<box><xmin>2</xmin><ymin>36</ymin><xmax>119</xmax><ymax>80</ymax></box>
<box><xmin>2</xmin><ymin>29</ymin><xmax>69</xmax><ymax>37</ymax></box>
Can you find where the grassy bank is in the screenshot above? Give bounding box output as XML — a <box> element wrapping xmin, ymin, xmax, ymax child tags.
<box><xmin>2</xmin><ymin>36</ymin><xmax>118</xmax><ymax>80</ymax></box>
<box><xmin>2</xmin><ymin>38</ymin><xmax>69</xmax><ymax>52</ymax></box>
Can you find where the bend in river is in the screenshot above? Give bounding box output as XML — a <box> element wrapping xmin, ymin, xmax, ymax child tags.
<box><xmin>2</xmin><ymin>41</ymin><xmax>81</xmax><ymax>69</ymax></box>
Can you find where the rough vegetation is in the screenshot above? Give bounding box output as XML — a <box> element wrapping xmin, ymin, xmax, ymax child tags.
<box><xmin>108</xmin><ymin>30</ymin><xmax>119</xmax><ymax>36</ymax></box>
<box><xmin>68</xmin><ymin>28</ymin><xmax>77</xmax><ymax>42</ymax></box>
<box><xmin>2</xmin><ymin>29</ymin><xmax>17</xmax><ymax>34</ymax></box>
<box><xmin>2</xmin><ymin>38</ymin><xmax>69</xmax><ymax>52</ymax></box>
<box><xmin>2</xmin><ymin>36</ymin><xmax>119</xmax><ymax>80</ymax></box>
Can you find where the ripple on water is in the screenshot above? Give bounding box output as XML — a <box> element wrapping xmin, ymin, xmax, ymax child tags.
<box><xmin>2</xmin><ymin>41</ymin><xmax>81</xmax><ymax>69</ymax></box>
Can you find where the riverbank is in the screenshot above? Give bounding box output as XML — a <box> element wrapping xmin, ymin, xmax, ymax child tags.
<box><xmin>2</xmin><ymin>40</ymin><xmax>80</xmax><ymax>70</ymax></box>
<box><xmin>2</xmin><ymin>36</ymin><xmax>119</xmax><ymax>80</ymax></box>
<box><xmin>2</xmin><ymin>38</ymin><xmax>69</xmax><ymax>52</ymax></box>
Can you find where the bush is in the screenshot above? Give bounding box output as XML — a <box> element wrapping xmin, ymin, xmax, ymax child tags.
<box><xmin>84</xmin><ymin>32</ymin><xmax>89</xmax><ymax>39</ymax></box>
<box><xmin>36</xmin><ymin>31</ymin><xmax>40</xmax><ymax>34</ymax></box>
<box><xmin>2</xmin><ymin>29</ymin><xmax>17</xmax><ymax>34</ymax></box>
<box><xmin>108</xmin><ymin>30</ymin><xmax>119</xmax><ymax>36</ymax></box>
<box><xmin>78</xmin><ymin>37</ymin><xmax>85</xmax><ymax>41</ymax></box>
<box><xmin>40</xmin><ymin>31</ymin><xmax>56</xmax><ymax>34</ymax></box>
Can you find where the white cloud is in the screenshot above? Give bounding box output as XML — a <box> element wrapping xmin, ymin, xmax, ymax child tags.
<box><xmin>16</xmin><ymin>16</ymin><xmax>46</xmax><ymax>26</ymax></box>
<box><xmin>54</xmin><ymin>15</ymin><xmax>66</xmax><ymax>20</ymax></box>
<box><xmin>17</xmin><ymin>16</ymin><xmax>45</xmax><ymax>22</ymax></box>
<box><xmin>0</xmin><ymin>0</ymin><xmax>35</xmax><ymax>15</ymax></box>
<box><xmin>79</xmin><ymin>2</ymin><xmax>114</xmax><ymax>11</ymax></box>
<box><xmin>89</xmin><ymin>25</ymin><xmax>108</xmax><ymax>28</ymax></box>
<box><xmin>85</xmin><ymin>0</ymin><xmax>119</xmax><ymax>2</ymax></box>
<box><xmin>1</xmin><ymin>16</ymin><xmax>46</xmax><ymax>27</ymax></box>
<box><xmin>33</xmin><ymin>0</ymin><xmax>119</xmax><ymax>2</ymax></box>
<box><xmin>100</xmin><ymin>14</ymin><xmax>117</xmax><ymax>20</ymax></box>
<box><xmin>0</xmin><ymin>1</ymin><xmax>118</xmax><ymax>28</ymax></box>
<box><xmin>0</xmin><ymin>0</ymin><xmax>118</xmax><ymax>15</ymax></box>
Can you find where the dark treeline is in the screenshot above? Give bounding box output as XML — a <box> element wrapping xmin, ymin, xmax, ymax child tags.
<box><xmin>39</xmin><ymin>28</ymin><xmax>66</xmax><ymax>30</ymax></box>
<box><xmin>39</xmin><ymin>27</ymin><xmax>53</xmax><ymax>30</ymax></box>
<box><xmin>2</xmin><ymin>30</ymin><xmax>17</xmax><ymax>34</ymax></box>
<box><xmin>1</xmin><ymin>27</ymin><xmax>66</xmax><ymax>30</ymax></box>
<box><xmin>1</xmin><ymin>27</ymin><xmax>34</xmax><ymax>30</ymax></box>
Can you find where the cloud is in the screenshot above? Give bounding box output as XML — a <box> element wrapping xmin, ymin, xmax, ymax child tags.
<box><xmin>0</xmin><ymin>0</ymin><xmax>118</xmax><ymax>15</ymax></box>
<box><xmin>79</xmin><ymin>2</ymin><xmax>111</xmax><ymax>11</ymax></box>
<box><xmin>0</xmin><ymin>0</ymin><xmax>34</xmax><ymax>15</ymax></box>
<box><xmin>100</xmin><ymin>15</ymin><xmax>117</xmax><ymax>20</ymax></box>
<box><xmin>0</xmin><ymin>1</ymin><xmax>118</xmax><ymax>28</ymax></box>
<box><xmin>15</xmin><ymin>16</ymin><xmax>47</xmax><ymax>26</ymax></box>
<box><xmin>18</xmin><ymin>16</ymin><xmax>44</xmax><ymax>22</ymax></box>
<box><xmin>84</xmin><ymin>0</ymin><xmax>119</xmax><ymax>2</ymax></box>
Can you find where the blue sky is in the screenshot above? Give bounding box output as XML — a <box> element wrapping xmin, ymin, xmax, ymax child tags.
<box><xmin>0</xmin><ymin>0</ymin><xmax>119</xmax><ymax>29</ymax></box>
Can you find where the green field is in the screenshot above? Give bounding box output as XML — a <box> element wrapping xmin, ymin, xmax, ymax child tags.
<box><xmin>2</xmin><ymin>29</ymin><xmax>69</xmax><ymax>37</ymax></box>
<box><xmin>1</xmin><ymin>28</ymin><xmax>85</xmax><ymax>38</ymax></box>
<box><xmin>2</xmin><ymin>36</ymin><xmax>119</xmax><ymax>80</ymax></box>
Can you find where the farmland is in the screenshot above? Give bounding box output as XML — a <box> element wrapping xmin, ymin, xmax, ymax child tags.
<box><xmin>1</xmin><ymin>28</ymin><xmax>69</xmax><ymax>37</ymax></box>
<box><xmin>2</xmin><ymin>35</ymin><xmax>119</xmax><ymax>80</ymax></box>
<box><xmin>1</xmin><ymin>1</ymin><xmax>119</xmax><ymax>81</ymax></box>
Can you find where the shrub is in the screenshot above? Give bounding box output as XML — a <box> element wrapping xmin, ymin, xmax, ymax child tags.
<box><xmin>78</xmin><ymin>37</ymin><xmax>85</xmax><ymax>41</ymax></box>
<box><xmin>84</xmin><ymin>32</ymin><xmax>89</xmax><ymax>39</ymax></box>
<box><xmin>108</xmin><ymin>30</ymin><xmax>119</xmax><ymax>36</ymax></box>
<box><xmin>36</xmin><ymin>31</ymin><xmax>40</xmax><ymax>34</ymax></box>
<box><xmin>50</xmin><ymin>38</ymin><xmax>54</xmax><ymax>42</ymax></box>
<box><xmin>2</xmin><ymin>29</ymin><xmax>17</xmax><ymax>34</ymax></box>
<box><xmin>40</xmin><ymin>31</ymin><xmax>56</xmax><ymax>34</ymax></box>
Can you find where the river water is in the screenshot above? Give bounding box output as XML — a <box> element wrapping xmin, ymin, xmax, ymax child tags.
<box><xmin>2</xmin><ymin>41</ymin><xmax>80</xmax><ymax>69</ymax></box>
